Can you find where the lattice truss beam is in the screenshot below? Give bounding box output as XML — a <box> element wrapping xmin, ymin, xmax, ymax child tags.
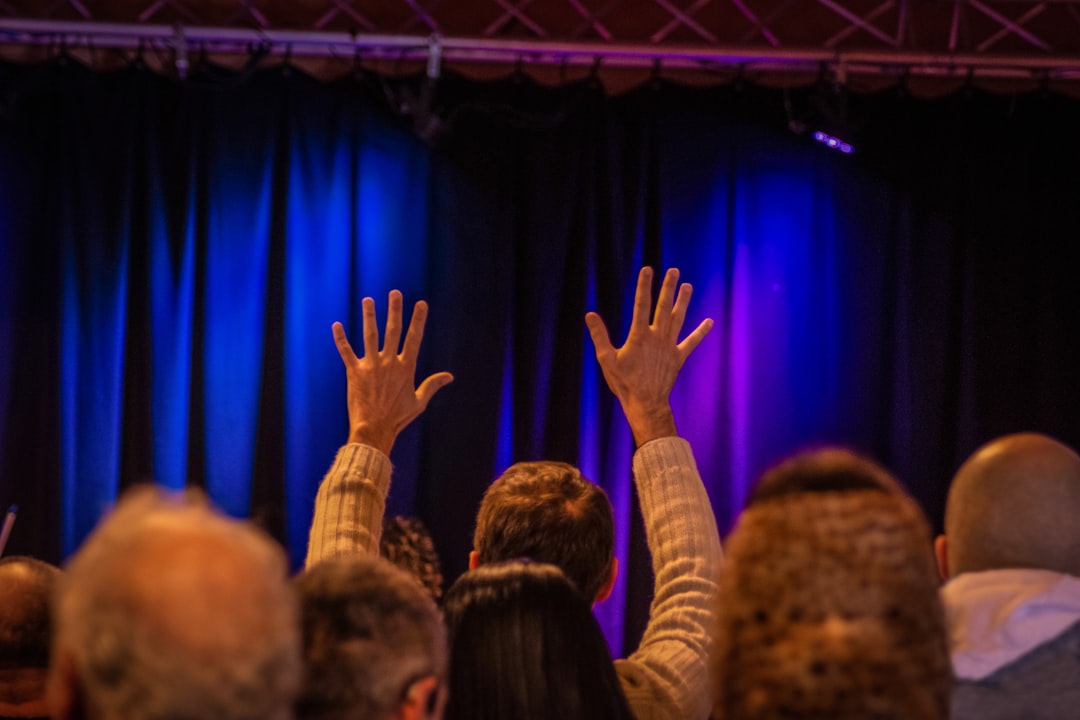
<box><xmin>4</xmin><ymin>1</ymin><xmax>1080</xmax><ymax>79</ymax></box>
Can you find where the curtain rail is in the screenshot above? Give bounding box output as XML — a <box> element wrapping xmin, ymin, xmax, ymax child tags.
<box><xmin>3</xmin><ymin>18</ymin><xmax>1080</xmax><ymax>79</ymax></box>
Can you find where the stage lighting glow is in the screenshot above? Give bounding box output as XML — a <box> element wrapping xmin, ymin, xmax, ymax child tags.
<box><xmin>812</xmin><ymin>131</ymin><xmax>854</xmax><ymax>154</ymax></box>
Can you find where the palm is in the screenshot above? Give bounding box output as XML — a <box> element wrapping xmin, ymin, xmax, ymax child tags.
<box><xmin>333</xmin><ymin>291</ymin><xmax>453</xmax><ymax>455</ymax></box>
<box><xmin>586</xmin><ymin>267</ymin><xmax>712</xmax><ymax>445</ymax></box>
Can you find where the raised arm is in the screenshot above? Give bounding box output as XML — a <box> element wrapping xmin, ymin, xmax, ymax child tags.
<box><xmin>306</xmin><ymin>290</ymin><xmax>452</xmax><ymax>568</ymax></box>
<box><xmin>586</xmin><ymin>267</ymin><xmax>722</xmax><ymax>720</ymax></box>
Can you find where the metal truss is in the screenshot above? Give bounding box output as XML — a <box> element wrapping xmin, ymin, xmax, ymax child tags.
<box><xmin>4</xmin><ymin>1</ymin><xmax>1080</xmax><ymax>82</ymax></box>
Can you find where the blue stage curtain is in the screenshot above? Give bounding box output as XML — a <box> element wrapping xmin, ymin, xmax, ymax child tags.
<box><xmin>3</xmin><ymin>60</ymin><xmax>1080</xmax><ymax>654</ymax></box>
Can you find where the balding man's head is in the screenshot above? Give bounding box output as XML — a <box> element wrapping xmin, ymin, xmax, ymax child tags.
<box><xmin>49</xmin><ymin>486</ymin><xmax>301</xmax><ymax>720</ymax></box>
<box><xmin>942</xmin><ymin>432</ymin><xmax>1080</xmax><ymax>578</ymax></box>
<box><xmin>0</xmin><ymin>556</ymin><xmax>61</xmax><ymax>716</ymax></box>
<box><xmin>0</xmin><ymin>556</ymin><xmax>60</xmax><ymax>670</ymax></box>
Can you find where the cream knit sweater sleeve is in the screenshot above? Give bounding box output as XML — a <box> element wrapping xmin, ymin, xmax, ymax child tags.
<box><xmin>304</xmin><ymin>443</ymin><xmax>392</xmax><ymax>568</ymax></box>
<box><xmin>616</xmin><ymin>436</ymin><xmax>723</xmax><ymax>720</ymax></box>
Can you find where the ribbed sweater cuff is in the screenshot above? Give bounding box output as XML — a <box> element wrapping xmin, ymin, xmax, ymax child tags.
<box><xmin>633</xmin><ymin>437</ymin><xmax>696</xmax><ymax>488</ymax></box>
<box><xmin>304</xmin><ymin>444</ymin><xmax>392</xmax><ymax>568</ymax></box>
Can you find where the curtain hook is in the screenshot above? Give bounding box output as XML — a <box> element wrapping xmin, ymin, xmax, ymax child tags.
<box><xmin>650</xmin><ymin>58</ymin><xmax>662</xmax><ymax>90</ymax></box>
<box><xmin>589</xmin><ymin>56</ymin><xmax>602</xmax><ymax>89</ymax></box>
<box><xmin>281</xmin><ymin>43</ymin><xmax>294</xmax><ymax>78</ymax></box>
<box><xmin>733</xmin><ymin>62</ymin><xmax>746</xmax><ymax>93</ymax></box>
<box><xmin>57</xmin><ymin>34</ymin><xmax>70</xmax><ymax>66</ymax></box>
<box><xmin>1038</xmin><ymin>69</ymin><xmax>1051</xmax><ymax>99</ymax></box>
<box><xmin>353</xmin><ymin>48</ymin><xmax>365</xmax><ymax>80</ymax></box>
<box><xmin>174</xmin><ymin>22</ymin><xmax>189</xmax><ymax>79</ymax></box>
<box><xmin>426</xmin><ymin>33</ymin><xmax>442</xmax><ymax>81</ymax></box>
<box><xmin>897</xmin><ymin>65</ymin><xmax>910</xmax><ymax>97</ymax></box>
<box><xmin>132</xmin><ymin>37</ymin><xmax>146</xmax><ymax>69</ymax></box>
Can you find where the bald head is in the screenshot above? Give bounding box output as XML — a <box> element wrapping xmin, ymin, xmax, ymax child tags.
<box><xmin>50</xmin><ymin>486</ymin><xmax>301</xmax><ymax>720</ymax></box>
<box><xmin>944</xmin><ymin>432</ymin><xmax>1080</xmax><ymax>578</ymax></box>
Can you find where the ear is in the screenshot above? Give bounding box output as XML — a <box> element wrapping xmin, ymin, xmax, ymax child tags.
<box><xmin>593</xmin><ymin>557</ymin><xmax>619</xmax><ymax>604</ymax></box>
<box><xmin>0</xmin><ymin>668</ymin><xmax>49</xmax><ymax>717</ymax></box>
<box><xmin>468</xmin><ymin>550</ymin><xmax>480</xmax><ymax>570</ymax></box>
<box><xmin>934</xmin><ymin>534</ymin><xmax>950</xmax><ymax>581</ymax></box>
<box><xmin>47</xmin><ymin>650</ymin><xmax>85</xmax><ymax>720</ymax></box>
<box><xmin>397</xmin><ymin>675</ymin><xmax>442</xmax><ymax>720</ymax></box>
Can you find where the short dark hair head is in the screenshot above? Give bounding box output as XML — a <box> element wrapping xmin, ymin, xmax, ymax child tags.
<box><xmin>443</xmin><ymin>560</ymin><xmax>633</xmax><ymax>720</ymax></box>
<box><xmin>380</xmin><ymin>516</ymin><xmax>444</xmax><ymax>603</ymax></box>
<box><xmin>473</xmin><ymin>461</ymin><xmax>614</xmax><ymax>602</ymax></box>
<box><xmin>748</xmin><ymin>447</ymin><xmax>904</xmax><ymax>507</ymax></box>
<box><xmin>294</xmin><ymin>556</ymin><xmax>447</xmax><ymax>720</ymax></box>
<box><xmin>0</xmin><ymin>556</ymin><xmax>61</xmax><ymax>669</ymax></box>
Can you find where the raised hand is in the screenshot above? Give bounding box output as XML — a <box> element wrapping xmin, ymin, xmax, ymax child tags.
<box><xmin>333</xmin><ymin>290</ymin><xmax>453</xmax><ymax>455</ymax></box>
<box><xmin>585</xmin><ymin>267</ymin><xmax>713</xmax><ymax>446</ymax></box>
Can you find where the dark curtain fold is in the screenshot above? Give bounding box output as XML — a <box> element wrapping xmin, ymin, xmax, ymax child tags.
<box><xmin>3</xmin><ymin>59</ymin><xmax>1080</xmax><ymax>655</ymax></box>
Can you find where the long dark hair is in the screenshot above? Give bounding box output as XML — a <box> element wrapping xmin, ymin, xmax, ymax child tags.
<box><xmin>443</xmin><ymin>560</ymin><xmax>634</xmax><ymax>720</ymax></box>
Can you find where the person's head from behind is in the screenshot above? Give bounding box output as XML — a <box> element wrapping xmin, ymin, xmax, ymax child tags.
<box><xmin>294</xmin><ymin>556</ymin><xmax>447</xmax><ymax>720</ymax></box>
<box><xmin>937</xmin><ymin>432</ymin><xmax>1080</xmax><ymax>580</ymax></box>
<box><xmin>48</xmin><ymin>486</ymin><xmax>301</xmax><ymax>720</ymax></box>
<box><xmin>713</xmin><ymin>448</ymin><xmax>950</xmax><ymax>720</ymax></box>
<box><xmin>380</xmin><ymin>516</ymin><xmax>445</xmax><ymax>604</ymax></box>
<box><xmin>0</xmin><ymin>556</ymin><xmax>61</xmax><ymax>716</ymax></box>
<box><xmin>472</xmin><ymin>462</ymin><xmax>617</xmax><ymax>604</ymax></box>
<box><xmin>443</xmin><ymin>560</ymin><xmax>632</xmax><ymax>720</ymax></box>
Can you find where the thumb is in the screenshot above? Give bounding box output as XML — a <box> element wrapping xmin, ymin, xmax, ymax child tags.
<box><xmin>585</xmin><ymin>312</ymin><xmax>615</xmax><ymax>356</ymax></box>
<box><xmin>416</xmin><ymin>372</ymin><xmax>454</xmax><ymax>410</ymax></box>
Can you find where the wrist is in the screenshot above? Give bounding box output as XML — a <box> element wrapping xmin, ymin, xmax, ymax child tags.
<box><xmin>623</xmin><ymin>403</ymin><xmax>677</xmax><ymax>446</ymax></box>
<box><xmin>347</xmin><ymin>425</ymin><xmax>396</xmax><ymax>456</ymax></box>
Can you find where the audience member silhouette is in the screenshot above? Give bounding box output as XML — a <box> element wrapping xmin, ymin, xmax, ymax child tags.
<box><xmin>937</xmin><ymin>432</ymin><xmax>1080</xmax><ymax>719</ymax></box>
<box><xmin>471</xmin><ymin>460</ymin><xmax>618</xmax><ymax>603</ymax></box>
<box><xmin>48</xmin><ymin>487</ymin><xmax>300</xmax><ymax>720</ymax></box>
<box><xmin>443</xmin><ymin>560</ymin><xmax>634</xmax><ymax>720</ymax></box>
<box><xmin>380</xmin><ymin>516</ymin><xmax>445</xmax><ymax>604</ymax></box>
<box><xmin>712</xmin><ymin>449</ymin><xmax>951</xmax><ymax>720</ymax></box>
<box><xmin>295</xmin><ymin>555</ymin><xmax>447</xmax><ymax>720</ymax></box>
<box><xmin>0</xmin><ymin>556</ymin><xmax>60</xmax><ymax>720</ymax></box>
